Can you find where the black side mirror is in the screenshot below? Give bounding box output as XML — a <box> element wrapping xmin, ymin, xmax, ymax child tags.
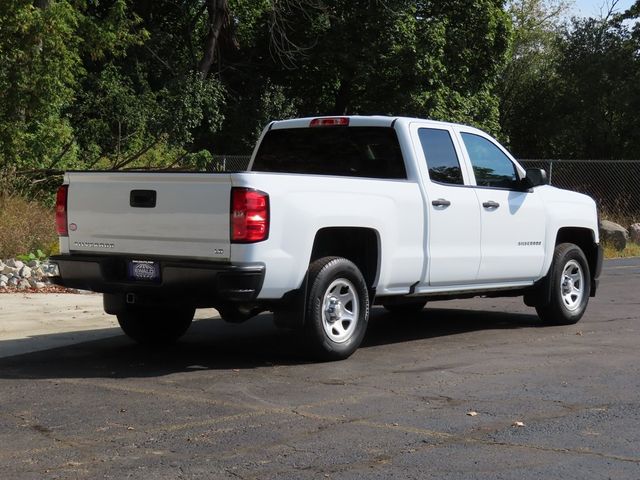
<box><xmin>523</xmin><ymin>168</ymin><xmax>548</xmax><ymax>189</ymax></box>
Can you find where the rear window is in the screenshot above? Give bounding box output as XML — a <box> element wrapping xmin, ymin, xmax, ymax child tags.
<box><xmin>252</xmin><ymin>127</ymin><xmax>407</xmax><ymax>179</ymax></box>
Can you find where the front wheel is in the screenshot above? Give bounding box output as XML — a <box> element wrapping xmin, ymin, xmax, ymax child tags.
<box><xmin>304</xmin><ymin>257</ymin><xmax>369</xmax><ymax>361</ymax></box>
<box><xmin>117</xmin><ymin>306</ymin><xmax>195</xmax><ymax>345</ymax></box>
<box><xmin>536</xmin><ymin>243</ymin><xmax>591</xmax><ymax>325</ymax></box>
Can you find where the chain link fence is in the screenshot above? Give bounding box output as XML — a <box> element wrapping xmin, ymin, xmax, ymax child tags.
<box><xmin>209</xmin><ymin>155</ymin><xmax>639</xmax><ymax>223</ymax></box>
<box><xmin>13</xmin><ymin>154</ymin><xmax>634</xmax><ymax>223</ymax></box>
<box><xmin>210</xmin><ymin>155</ymin><xmax>251</xmax><ymax>172</ymax></box>
<box><xmin>519</xmin><ymin>160</ymin><xmax>640</xmax><ymax>224</ymax></box>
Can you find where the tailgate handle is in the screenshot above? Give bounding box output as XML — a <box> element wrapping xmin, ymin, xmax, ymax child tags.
<box><xmin>130</xmin><ymin>190</ymin><xmax>156</xmax><ymax>208</ymax></box>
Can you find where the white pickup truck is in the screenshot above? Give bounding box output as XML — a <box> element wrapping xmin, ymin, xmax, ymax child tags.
<box><xmin>52</xmin><ymin>116</ymin><xmax>603</xmax><ymax>359</ymax></box>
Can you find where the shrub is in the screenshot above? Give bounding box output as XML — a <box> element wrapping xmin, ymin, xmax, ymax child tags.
<box><xmin>0</xmin><ymin>194</ymin><xmax>57</xmax><ymax>259</ymax></box>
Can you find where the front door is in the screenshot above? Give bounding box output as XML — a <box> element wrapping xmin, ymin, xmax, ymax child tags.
<box><xmin>456</xmin><ymin>130</ymin><xmax>546</xmax><ymax>282</ymax></box>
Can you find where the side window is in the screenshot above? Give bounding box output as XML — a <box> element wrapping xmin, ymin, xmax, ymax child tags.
<box><xmin>418</xmin><ymin>128</ymin><xmax>464</xmax><ymax>185</ymax></box>
<box><xmin>460</xmin><ymin>133</ymin><xmax>519</xmax><ymax>189</ymax></box>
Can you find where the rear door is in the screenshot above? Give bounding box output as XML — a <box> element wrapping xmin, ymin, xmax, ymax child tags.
<box><xmin>66</xmin><ymin>172</ymin><xmax>232</xmax><ymax>260</ymax></box>
<box><xmin>410</xmin><ymin>123</ymin><xmax>482</xmax><ymax>286</ymax></box>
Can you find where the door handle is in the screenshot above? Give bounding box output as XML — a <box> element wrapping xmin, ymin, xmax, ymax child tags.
<box><xmin>432</xmin><ymin>198</ymin><xmax>451</xmax><ymax>207</ymax></box>
<box><xmin>482</xmin><ymin>200</ymin><xmax>500</xmax><ymax>209</ymax></box>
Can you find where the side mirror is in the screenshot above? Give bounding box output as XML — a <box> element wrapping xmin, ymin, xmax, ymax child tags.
<box><xmin>523</xmin><ymin>168</ymin><xmax>548</xmax><ymax>189</ymax></box>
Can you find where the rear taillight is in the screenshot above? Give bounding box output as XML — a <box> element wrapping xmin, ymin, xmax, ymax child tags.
<box><xmin>55</xmin><ymin>185</ymin><xmax>69</xmax><ymax>236</ymax></box>
<box><xmin>231</xmin><ymin>187</ymin><xmax>269</xmax><ymax>243</ymax></box>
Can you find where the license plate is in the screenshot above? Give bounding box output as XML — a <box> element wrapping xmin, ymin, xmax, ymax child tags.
<box><xmin>128</xmin><ymin>260</ymin><xmax>160</xmax><ymax>282</ymax></box>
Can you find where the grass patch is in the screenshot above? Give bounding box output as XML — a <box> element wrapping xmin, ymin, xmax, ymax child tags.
<box><xmin>603</xmin><ymin>241</ymin><xmax>640</xmax><ymax>259</ymax></box>
<box><xmin>0</xmin><ymin>195</ymin><xmax>58</xmax><ymax>259</ymax></box>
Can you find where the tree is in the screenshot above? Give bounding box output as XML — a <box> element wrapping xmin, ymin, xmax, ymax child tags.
<box><xmin>215</xmin><ymin>0</ymin><xmax>512</xmax><ymax>151</ymax></box>
<box><xmin>498</xmin><ymin>0</ymin><xmax>568</xmax><ymax>153</ymax></box>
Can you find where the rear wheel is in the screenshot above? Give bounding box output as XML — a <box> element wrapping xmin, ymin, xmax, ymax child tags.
<box><xmin>117</xmin><ymin>306</ymin><xmax>195</xmax><ymax>345</ymax></box>
<box><xmin>304</xmin><ymin>257</ymin><xmax>369</xmax><ymax>361</ymax></box>
<box><xmin>536</xmin><ymin>243</ymin><xmax>590</xmax><ymax>325</ymax></box>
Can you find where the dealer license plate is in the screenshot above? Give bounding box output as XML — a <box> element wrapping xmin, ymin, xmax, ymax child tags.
<box><xmin>128</xmin><ymin>260</ymin><xmax>160</xmax><ymax>282</ymax></box>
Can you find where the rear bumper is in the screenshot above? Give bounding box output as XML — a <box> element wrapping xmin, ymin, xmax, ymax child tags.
<box><xmin>50</xmin><ymin>254</ymin><xmax>265</xmax><ymax>305</ymax></box>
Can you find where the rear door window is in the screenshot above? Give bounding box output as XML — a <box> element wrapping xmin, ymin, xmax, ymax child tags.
<box><xmin>418</xmin><ymin>128</ymin><xmax>464</xmax><ymax>185</ymax></box>
<box><xmin>252</xmin><ymin>127</ymin><xmax>406</xmax><ymax>179</ymax></box>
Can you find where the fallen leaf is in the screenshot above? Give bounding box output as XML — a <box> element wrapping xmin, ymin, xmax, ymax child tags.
<box><xmin>467</xmin><ymin>411</ymin><xmax>478</xmax><ymax>417</ymax></box>
<box><xmin>513</xmin><ymin>421</ymin><xmax>525</xmax><ymax>427</ymax></box>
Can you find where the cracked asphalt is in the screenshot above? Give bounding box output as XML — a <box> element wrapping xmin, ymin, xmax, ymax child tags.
<box><xmin>0</xmin><ymin>258</ymin><xmax>639</xmax><ymax>479</ymax></box>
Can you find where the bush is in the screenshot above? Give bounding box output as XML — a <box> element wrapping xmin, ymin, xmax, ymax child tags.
<box><xmin>0</xmin><ymin>195</ymin><xmax>58</xmax><ymax>258</ymax></box>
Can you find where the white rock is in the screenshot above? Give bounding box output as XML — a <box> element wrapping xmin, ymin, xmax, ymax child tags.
<box><xmin>34</xmin><ymin>282</ymin><xmax>46</xmax><ymax>289</ymax></box>
<box><xmin>42</xmin><ymin>263</ymin><xmax>58</xmax><ymax>277</ymax></box>
<box><xmin>32</xmin><ymin>267</ymin><xmax>45</xmax><ymax>279</ymax></box>
<box><xmin>0</xmin><ymin>281</ymin><xmax>6</xmax><ymax>288</ymax></box>
<box><xmin>0</xmin><ymin>274</ymin><xmax>7</xmax><ymax>283</ymax></box>
<box><xmin>19</xmin><ymin>266</ymin><xmax>32</xmax><ymax>279</ymax></box>
<box><xmin>630</xmin><ymin>223</ymin><xmax>640</xmax><ymax>244</ymax></box>
<box><xmin>2</xmin><ymin>265</ymin><xmax>16</xmax><ymax>275</ymax></box>
<box><xmin>6</xmin><ymin>259</ymin><xmax>24</xmax><ymax>269</ymax></box>
<box><xmin>18</xmin><ymin>279</ymin><xmax>30</xmax><ymax>289</ymax></box>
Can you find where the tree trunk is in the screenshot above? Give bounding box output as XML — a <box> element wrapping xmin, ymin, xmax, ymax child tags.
<box><xmin>198</xmin><ymin>0</ymin><xmax>230</xmax><ymax>77</ymax></box>
<box><xmin>332</xmin><ymin>77</ymin><xmax>352</xmax><ymax>115</ymax></box>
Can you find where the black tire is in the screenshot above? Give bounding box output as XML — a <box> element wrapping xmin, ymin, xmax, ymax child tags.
<box><xmin>117</xmin><ymin>306</ymin><xmax>195</xmax><ymax>345</ymax></box>
<box><xmin>383</xmin><ymin>300</ymin><xmax>427</xmax><ymax>315</ymax></box>
<box><xmin>536</xmin><ymin>243</ymin><xmax>591</xmax><ymax>325</ymax></box>
<box><xmin>304</xmin><ymin>257</ymin><xmax>369</xmax><ymax>361</ymax></box>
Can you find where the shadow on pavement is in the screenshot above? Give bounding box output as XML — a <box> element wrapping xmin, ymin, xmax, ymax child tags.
<box><xmin>0</xmin><ymin>306</ymin><xmax>541</xmax><ymax>380</ymax></box>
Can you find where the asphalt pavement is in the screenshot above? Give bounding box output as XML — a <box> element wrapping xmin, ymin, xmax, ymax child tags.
<box><xmin>0</xmin><ymin>259</ymin><xmax>639</xmax><ymax>479</ymax></box>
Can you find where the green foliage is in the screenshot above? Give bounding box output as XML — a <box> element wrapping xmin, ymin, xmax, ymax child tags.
<box><xmin>215</xmin><ymin>0</ymin><xmax>511</xmax><ymax>151</ymax></box>
<box><xmin>16</xmin><ymin>248</ymin><xmax>47</xmax><ymax>262</ymax></box>
<box><xmin>500</xmin><ymin>0</ymin><xmax>640</xmax><ymax>159</ymax></box>
<box><xmin>0</xmin><ymin>0</ymin><xmax>81</xmax><ymax>171</ymax></box>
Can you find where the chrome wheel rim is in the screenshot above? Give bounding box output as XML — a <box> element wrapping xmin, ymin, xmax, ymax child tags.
<box><xmin>560</xmin><ymin>259</ymin><xmax>584</xmax><ymax>311</ymax></box>
<box><xmin>322</xmin><ymin>278</ymin><xmax>359</xmax><ymax>343</ymax></box>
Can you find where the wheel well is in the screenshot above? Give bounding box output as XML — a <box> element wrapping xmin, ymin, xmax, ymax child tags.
<box><xmin>555</xmin><ymin>227</ymin><xmax>598</xmax><ymax>279</ymax></box>
<box><xmin>310</xmin><ymin>227</ymin><xmax>379</xmax><ymax>288</ymax></box>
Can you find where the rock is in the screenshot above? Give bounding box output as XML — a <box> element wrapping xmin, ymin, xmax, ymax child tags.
<box><xmin>0</xmin><ymin>281</ymin><xmax>6</xmax><ymax>288</ymax></box>
<box><xmin>8</xmin><ymin>277</ymin><xmax>19</xmax><ymax>287</ymax></box>
<box><xmin>32</xmin><ymin>267</ymin><xmax>45</xmax><ymax>279</ymax></box>
<box><xmin>5</xmin><ymin>259</ymin><xmax>24</xmax><ymax>269</ymax></box>
<box><xmin>2</xmin><ymin>265</ymin><xmax>16</xmax><ymax>276</ymax></box>
<box><xmin>27</xmin><ymin>260</ymin><xmax>40</xmax><ymax>268</ymax></box>
<box><xmin>42</xmin><ymin>263</ymin><xmax>58</xmax><ymax>277</ymax></box>
<box><xmin>630</xmin><ymin>223</ymin><xmax>640</xmax><ymax>244</ymax></box>
<box><xmin>18</xmin><ymin>279</ymin><xmax>30</xmax><ymax>289</ymax></box>
<box><xmin>19</xmin><ymin>266</ymin><xmax>32</xmax><ymax>279</ymax></box>
<box><xmin>0</xmin><ymin>274</ymin><xmax>7</xmax><ymax>284</ymax></box>
<box><xmin>34</xmin><ymin>282</ymin><xmax>47</xmax><ymax>289</ymax></box>
<box><xmin>600</xmin><ymin>220</ymin><xmax>628</xmax><ymax>251</ymax></box>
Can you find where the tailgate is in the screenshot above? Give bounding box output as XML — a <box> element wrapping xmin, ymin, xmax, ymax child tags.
<box><xmin>66</xmin><ymin>172</ymin><xmax>231</xmax><ymax>260</ymax></box>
